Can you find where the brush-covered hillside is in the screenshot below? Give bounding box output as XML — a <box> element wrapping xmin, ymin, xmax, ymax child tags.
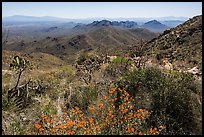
<box><xmin>2</xmin><ymin>15</ymin><xmax>202</xmax><ymax>135</ymax></box>
<box><xmin>144</xmin><ymin>15</ymin><xmax>202</xmax><ymax>71</ymax></box>
<box><xmin>3</xmin><ymin>26</ymin><xmax>158</xmax><ymax>63</ymax></box>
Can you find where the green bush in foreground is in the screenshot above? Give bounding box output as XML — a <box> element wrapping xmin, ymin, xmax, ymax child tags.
<box><xmin>115</xmin><ymin>67</ymin><xmax>201</xmax><ymax>135</ymax></box>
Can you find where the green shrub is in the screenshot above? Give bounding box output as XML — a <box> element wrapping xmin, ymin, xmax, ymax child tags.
<box><xmin>73</xmin><ymin>85</ymin><xmax>98</xmax><ymax>111</ymax></box>
<box><xmin>112</xmin><ymin>57</ymin><xmax>133</xmax><ymax>64</ymax></box>
<box><xmin>76</xmin><ymin>52</ymin><xmax>88</xmax><ymax>65</ymax></box>
<box><xmin>116</xmin><ymin>67</ymin><xmax>165</xmax><ymax>96</ymax></box>
<box><xmin>114</xmin><ymin>67</ymin><xmax>201</xmax><ymax>135</ymax></box>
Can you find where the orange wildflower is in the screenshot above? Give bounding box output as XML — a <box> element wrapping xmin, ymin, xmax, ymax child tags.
<box><xmin>125</xmin><ymin>97</ymin><xmax>129</xmax><ymax>101</ymax></box>
<box><xmin>104</xmin><ymin>123</ymin><xmax>107</xmax><ymax>127</ymax></box>
<box><xmin>63</xmin><ymin>113</ymin><xmax>66</xmax><ymax>119</ymax></box>
<box><xmin>134</xmin><ymin>113</ymin><xmax>137</xmax><ymax>117</ymax></box>
<box><xmin>41</xmin><ymin>116</ymin><xmax>46</xmax><ymax>122</ymax></box>
<box><xmin>70</xmin><ymin>131</ymin><xmax>75</xmax><ymax>135</ymax></box>
<box><xmin>87</xmin><ymin>130</ymin><xmax>91</xmax><ymax>134</ymax></box>
<box><xmin>35</xmin><ymin>123</ymin><xmax>41</xmax><ymax>129</ymax></box>
<box><xmin>51</xmin><ymin>119</ymin><xmax>54</xmax><ymax>123</ymax></box>
<box><xmin>138</xmin><ymin>131</ymin><xmax>142</xmax><ymax>135</ymax></box>
<box><xmin>137</xmin><ymin>113</ymin><xmax>141</xmax><ymax>117</ymax></box>
<box><xmin>119</xmin><ymin>104</ymin><xmax>124</xmax><ymax>109</ymax></box>
<box><xmin>141</xmin><ymin>116</ymin><xmax>145</xmax><ymax>120</ymax></box>
<box><xmin>129</xmin><ymin>105</ymin><xmax>133</xmax><ymax>109</ymax></box>
<box><xmin>56</xmin><ymin>125</ymin><xmax>61</xmax><ymax>129</ymax></box>
<box><xmin>90</xmin><ymin>118</ymin><xmax>94</xmax><ymax>124</ymax></box>
<box><xmin>99</xmin><ymin>103</ymin><xmax>103</xmax><ymax>109</ymax></box>
<box><xmin>47</xmin><ymin>118</ymin><xmax>51</xmax><ymax>123</ymax></box>
<box><xmin>96</xmin><ymin>125</ymin><xmax>100</xmax><ymax>131</ymax></box>
<box><xmin>125</xmin><ymin>92</ymin><xmax>130</xmax><ymax>97</ymax></box>
<box><xmin>137</xmin><ymin>109</ymin><xmax>143</xmax><ymax>113</ymax></box>
<box><xmin>131</xmin><ymin>127</ymin><xmax>135</xmax><ymax>132</ymax></box>
<box><xmin>89</xmin><ymin>106</ymin><xmax>95</xmax><ymax>112</ymax></box>
<box><xmin>80</xmin><ymin>120</ymin><xmax>86</xmax><ymax>126</ymax></box>
<box><xmin>68</xmin><ymin>120</ymin><xmax>75</xmax><ymax>127</ymax></box>
<box><xmin>51</xmin><ymin>128</ymin><xmax>55</xmax><ymax>133</ymax></box>
<box><xmin>61</xmin><ymin>125</ymin><xmax>65</xmax><ymax>129</ymax></box>
<box><xmin>96</xmin><ymin>111</ymin><xmax>99</xmax><ymax>115</ymax></box>
<box><xmin>110</xmin><ymin>90</ymin><xmax>115</xmax><ymax>95</ymax></box>
<box><xmin>76</xmin><ymin>123</ymin><xmax>83</xmax><ymax>128</ymax></box>
<box><xmin>150</xmin><ymin>128</ymin><xmax>153</xmax><ymax>134</ymax></box>
<box><xmin>63</xmin><ymin>116</ymin><xmax>66</xmax><ymax>120</ymax></box>
<box><xmin>123</xmin><ymin>108</ymin><xmax>128</xmax><ymax>113</ymax></box>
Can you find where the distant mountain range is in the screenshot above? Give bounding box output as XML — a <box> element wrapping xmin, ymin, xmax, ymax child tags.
<box><xmin>3</xmin><ymin>15</ymin><xmax>188</xmax><ymax>26</ymax></box>
<box><xmin>2</xmin><ymin>15</ymin><xmax>193</xmax><ymax>45</ymax></box>
<box><xmin>74</xmin><ymin>19</ymin><xmax>169</xmax><ymax>32</ymax></box>
<box><xmin>3</xmin><ymin>15</ymin><xmax>73</xmax><ymax>22</ymax></box>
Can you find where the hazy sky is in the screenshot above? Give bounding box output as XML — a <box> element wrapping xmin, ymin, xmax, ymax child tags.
<box><xmin>2</xmin><ymin>2</ymin><xmax>202</xmax><ymax>19</ymax></box>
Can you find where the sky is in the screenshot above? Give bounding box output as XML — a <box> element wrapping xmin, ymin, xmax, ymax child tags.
<box><xmin>2</xmin><ymin>2</ymin><xmax>202</xmax><ymax>19</ymax></box>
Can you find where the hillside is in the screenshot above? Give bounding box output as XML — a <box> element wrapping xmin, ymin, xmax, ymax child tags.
<box><xmin>143</xmin><ymin>15</ymin><xmax>202</xmax><ymax>70</ymax></box>
<box><xmin>3</xmin><ymin>26</ymin><xmax>158</xmax><ymax>63</ymax></box>
<box><xmin>74</xmin><ymin>19</ymin><xmax>169</xmax><ymax>33</ymax></box>
<box><xmin>2</xmin><ymin>50</ymin><xmax>65</xmax><ymax>70</ymax></box>
<box><xmin>70</xmin><ymin>27</ymin><xmax>158</xmax><ymax>54</ymax></box>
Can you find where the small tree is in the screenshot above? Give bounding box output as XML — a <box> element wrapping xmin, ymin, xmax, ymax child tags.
<box><xmin>75</xmin><ymin>53</ymin><xmax>102</xmax><ymax>85</ymax></box>
<box><xmin>9</xmin><ymin>56</ymin><xmax>30</xmax><ymax>89</ymax></box>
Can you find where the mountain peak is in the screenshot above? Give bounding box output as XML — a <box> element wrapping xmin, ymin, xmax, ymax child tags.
<box><xmin>142</xmin><ymin>20</ymin><xmax>168</xmax><ymax>32</ymax></box>
<box><xmin>87</xmin><ymin>20</ymin><xmax>138</xmax><ymax>28</ymax></box>
<box><xmin>145</xmin><ymin>20</ymin><xmax>162</xmax><ymax>25</ymax></box>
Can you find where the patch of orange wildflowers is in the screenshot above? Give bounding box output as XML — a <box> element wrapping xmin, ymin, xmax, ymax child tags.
<box><xmin>68</xmin><ymin>120</ymin><xmax>75</xmax><ymax>127</ymax></box>
<box><xmin>35</xmin><ymin>123</ymin><xmax>41</xmax><ymax>129</ymax></box>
